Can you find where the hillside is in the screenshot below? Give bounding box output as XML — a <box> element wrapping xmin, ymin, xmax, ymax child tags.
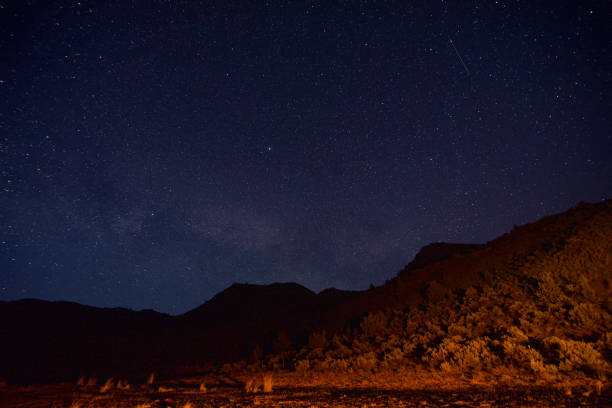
<box><xmin>261</xmin><ymin>200</ymin><xmax>612</xmax><ymax>381</ymax></box>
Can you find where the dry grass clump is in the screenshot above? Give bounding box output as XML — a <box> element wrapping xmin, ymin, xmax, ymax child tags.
<box><xmin>100</xmin><ymin>378</ymin><xmax>114</xmax><ymax>393</ymax></box>
<box><xmin>263</xmin><ymin>374</ymin><xmax>273</xmax><ymax>393</ymax></box>
<box><xmin>116</xmin><ymin>379</ymin><xmax>130</xmax><ymax>390</ymax></box>
<box><xmin>594</xmin><ymin>380</ymin><xmax>603</xmax><ymax>395</ymax></box>
<box><xmin>77</xmin><ymin>376</ymin><xmax>98</xmax><ymax>387</ymax></box>
<box><xmin>244</xmin><ymin>378</ymin><xmax>257</xmax><ymax>393</ymax></box>
<box><xmin>98</xmin><ymin>377</ymin><xmax>130</xmax><ymax>392</ymax></box>
<box><xmin>146</xmin><ymin>372</ymin><xmax>155</xmax><ymax>385</ymax></box>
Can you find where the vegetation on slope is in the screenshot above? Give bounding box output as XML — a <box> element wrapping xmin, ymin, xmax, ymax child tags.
<box><xmin>246</xmin><ymin>201</ymin><xmax>611</xmax><ymax>381</ymax></box>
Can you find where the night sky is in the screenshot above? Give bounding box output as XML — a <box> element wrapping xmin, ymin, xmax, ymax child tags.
<box><xmin>1</xmin><ymin>1</ymin><xmax>610</xmax><ymax>314</ymax></box>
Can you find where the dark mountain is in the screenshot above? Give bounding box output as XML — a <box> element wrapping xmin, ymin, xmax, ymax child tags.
<box><xmin>180</xmin><ymin>282</ymin><xmax>316</xmax><ymax>326</ymax></box>
<box><xmin>0</xmin><ymin>299</ymin><xmax>172</xmax><ymax>382</ymax></box>
<box><xmin>173</xmin><ymin>283</ymin><xmax>360</xmax><ymax>364</ymax></box>
<box><xmin>1</xmin><ymin>200</ymin><xmax>610</xmax><ymax>383</ymax></box>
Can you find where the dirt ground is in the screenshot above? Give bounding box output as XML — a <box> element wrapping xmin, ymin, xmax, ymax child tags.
<box><xmin>1</xmin><ymin>372</ymin><xmax>610</xmax><ymax>408</ymax></box>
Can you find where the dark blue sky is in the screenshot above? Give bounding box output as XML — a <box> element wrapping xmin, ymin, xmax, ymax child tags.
<box><xmin>1</xmin><ymin>1</ymin><xmax>610</xmax><ymax>314</ymax></box>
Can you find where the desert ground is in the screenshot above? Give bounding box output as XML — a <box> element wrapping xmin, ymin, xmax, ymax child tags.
<box><xmin>2</xmin><ymin>370</ymin><xmax>610</xmax><ymax>408</ymax></box>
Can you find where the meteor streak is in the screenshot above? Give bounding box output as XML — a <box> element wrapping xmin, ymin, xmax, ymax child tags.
<box><xmin>449</xmin><ymin>37</ymin><xmax>470</xmax><ymax>77</ymax></box>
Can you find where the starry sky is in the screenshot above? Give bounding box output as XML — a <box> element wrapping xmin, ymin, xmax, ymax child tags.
<box><xmin>1</xmin><ymin>1</ymin><xmax>610</xmax><ymax>314</ymax></box>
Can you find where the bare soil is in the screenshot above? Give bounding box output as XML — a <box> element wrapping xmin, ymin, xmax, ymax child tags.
<box><xmin>1</xmin><ymin>375</ymin><xmax>610</xmax><ymax>408</ymax></box>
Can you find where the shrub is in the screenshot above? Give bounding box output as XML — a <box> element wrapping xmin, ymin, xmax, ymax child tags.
<box><xmin>383</xmin><ymin>346</ymin><xmax>407</xmax><ymax>366</ymax></box>
<box><xmin>355</xmin><ymin>352</ymin><xmax>378</xmax><ymax>371</ymax></box>
<box><xmin>295</xmin><ymin>359</ymin><xmax>310</xmax><ymax>372</ymax></box>
<box><xmin>507</xmin><ymin>326</ymin><xmax>529</xmax><ymax>344</ymax></box>
<box><xmin>352</xmin><ymin>337</ymin><xmax>376</xmax><ymax>354</ymax></box>
<box><xmin>542</xmin><ymin>336</ymin><xmax>608</xmax><ymax>374</ymax></box>
<box><xmin>425</xmin><ymin>337</ymin><xmax>495</xmax><ymax>370</ymax></box>
<box><xmin>447</xmin><ymin>322</ymin><xmax>470</xmax><ymax>338</ymax></box>
<box><xmin>331</xmin><ymin>358</ymin><xmax>349</xmax><ymax>370</ymax></box>
<box><xmin>381</xmin><ymin>333</ymin><xmax>402</xmax><ymax>352</ymax></box>
<box><xmin>502</xmin><ymin>339</ymin><xmax>544</xmax><ymax>370</ymax></box>
<box><xmin>331</xmin><ymin>334</ymin><xmax>353</xmax><ymax>358</ymax></box>
<box><xmin>455</xmin><ymin>338</ymin><xmax>496</xmax><ymax>369</ymax></box>
<box><xmin>577</xmin><ymin>274</ymin><xmax>596</xmax><ymax>300</ymax></box>
<box><xmin>596</xmin><ymin>332</ymin><xmax>612</xmax><ymax>361</ymax></box>
<box><xmin>360</xmin><ymin>311</ymin><xmax>389</xmax><ymax>338</ymax></box>
<box><xmin>314</xmin><ymin>358</ymin><xmax>331</xmax><ymax>370</ymax></box>
<box><xmin>569</xmin><ymin>303</ymin><xmax>600</xmax><ymax>329</ymax></box>
<box><xmin>267</xmin><ymin>354</ymin><xmax>286</xmax><ymax>370</ymax></box>
<box><xmin>536</xmin><ymin>275</ymin><xmax>564</xmax><ymax>304</ymax></box>
<box><xmin>529</xmin><ymin>358</ymin><xmax>559</xmax><ymax>377</ymax></box>
<box><xmin>308</xmin><ymin>330</ymin><xmax>329</xmax><ymax>350</ymax></box>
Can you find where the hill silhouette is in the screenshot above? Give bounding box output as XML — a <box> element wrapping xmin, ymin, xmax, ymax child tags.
<box><xmin>1</xmin><ymin>199</ymin><xmax>610</xmax><ymax>383</ymax></box>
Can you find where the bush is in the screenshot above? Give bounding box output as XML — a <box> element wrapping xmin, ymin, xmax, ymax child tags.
<box><xmin>425</xmin><ymin>337</ymin><xmax>495</xmax><ymax>370</ymax></box>
<box><xmin>383</xmin><ymin>346</ymin><xmax>407</xmax><ymax>366</ymax></box>
<box><xmin>506</xmin><ymin>326</ymin><xmax>529</xmax><ymax>344</ymax></box>
<box><xmin>569</xmin><ymin>303</ymin><xmax>600</xmax><ymax>329</ymax></box>
<box><xmin>295</xmin><ymin>359</ymin><xmax>310</xmax><ymax>372</ymax></box>
<box><xmin>355</xmin><ymin>352</ymin><xmax>378</xmax><ymax>371</ymax></box>
<box><xmin>360</xmin><ymin>311</ymin><xmax>389</xmax><ymax>338</ymax></box>
<box><xmin>529</xmin><ymin>358</ymin><xmax>559</xmax><ymax>377</ymax></box>
<box><xmin>536</xmin><ymin>275</ymin><xmax>564</xmax><ymax>304</ymax></box>
<box><xmin>502</xmin><ymin>339</ymin><xmax>544</xmax><ymax>370</ymax></box>
<box><xmin>596</xmin><ymin>332</ymin><xmax>612</xmax><ymax>361</ymax></box>
<box><xmin>542</xmin><ymin>336</ymin><xmax>608</xmax><ymax>374</ymax></box>
<box><xmin>331</xmin><ymin>334</ymin><xmax>353</xmax><ymax>358</ymax></box>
